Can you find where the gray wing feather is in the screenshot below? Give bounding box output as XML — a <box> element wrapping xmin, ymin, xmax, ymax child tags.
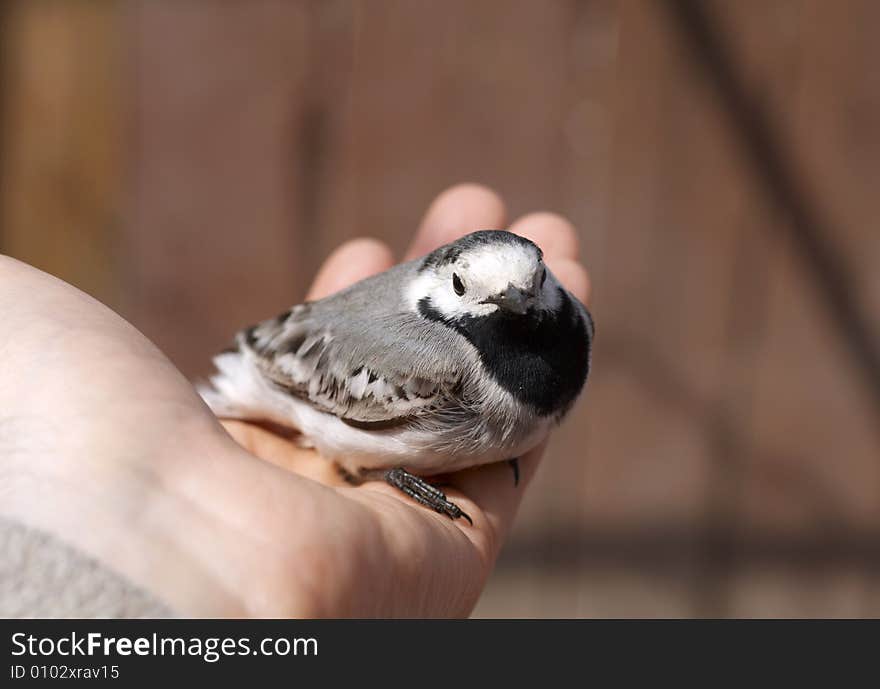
<box><xmin>239</xmin><ymin>261</ymin><xmax>471</xmax><ymax>424</ymax></box>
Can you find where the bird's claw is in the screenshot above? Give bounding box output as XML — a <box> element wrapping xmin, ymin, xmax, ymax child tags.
<box><xmin>507</xmin><ymin>457</ymin><xmax>520</xmax><ymax>487</ymax></box>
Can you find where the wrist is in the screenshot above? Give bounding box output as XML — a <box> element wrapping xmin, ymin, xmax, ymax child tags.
<box><xmin>0</xmin><ymin>256</ymin><xmax>260</xmax><ymax>615</ymax></box>
<box><xmin>0</xmin><ymin>417</ymin><xmax>252</xmax><ymax>616</ymax></box>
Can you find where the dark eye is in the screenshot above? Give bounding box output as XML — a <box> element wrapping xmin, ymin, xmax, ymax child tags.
<box><xmin>452</xmin><ymin>273</ymin><xmax>466</xmax><ymax>296</ymax></box>
<box><xmin>540</xmin><ymin>267</ymin><xmax>547</xmax><ymax>287</ymax></box>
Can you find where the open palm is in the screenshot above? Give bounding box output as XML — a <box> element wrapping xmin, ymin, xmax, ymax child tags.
<box><xmin>0</xmin><ymin>185</ymin><xmax>589</xmax><ymax>617</ymax></box>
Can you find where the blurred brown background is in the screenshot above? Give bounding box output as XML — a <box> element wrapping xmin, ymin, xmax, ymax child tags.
<box><xmin>2</xmin><ymin>0</ymin><xmax>879</xmax><ymax>617</ymax></box>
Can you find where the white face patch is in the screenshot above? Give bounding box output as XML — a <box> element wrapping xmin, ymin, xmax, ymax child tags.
<box><xmin>408</xmin><ymin>237</ymin><xmax>562</xmax><ymax>320</ymax></box>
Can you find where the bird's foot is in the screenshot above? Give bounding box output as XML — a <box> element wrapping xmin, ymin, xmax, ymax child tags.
<box><xmin>384</xmin><ymin>468</ymin><xmax>472</xmax><ymax>525</ymax></box>
<box><xmin>507</xmin><ymin>457</ymin><xmax>520</xmax><ymax>487</ymax></box>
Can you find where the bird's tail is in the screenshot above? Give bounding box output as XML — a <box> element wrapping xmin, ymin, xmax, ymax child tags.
<box><xmin>196</xmin><ymin>349</ymin><xmax>263</xmax><ymax>420</ymax></box>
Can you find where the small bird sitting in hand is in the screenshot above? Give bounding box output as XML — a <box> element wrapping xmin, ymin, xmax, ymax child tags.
<box><xmin>201</xmin><ymin>230</ymin><xmax>593</xmax><ymax>524</ymax></box>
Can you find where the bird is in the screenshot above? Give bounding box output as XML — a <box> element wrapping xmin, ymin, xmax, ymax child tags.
<box><xmin>200</xmin><ymin>230</ymin><xmax>594</xmax><ymax>523</ymax></box>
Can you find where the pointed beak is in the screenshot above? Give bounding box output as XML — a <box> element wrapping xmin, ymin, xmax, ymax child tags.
<box><xmin>483</xmin><ymin>285</ymin><xmax>534</xmax><ymax>315</ymax></box>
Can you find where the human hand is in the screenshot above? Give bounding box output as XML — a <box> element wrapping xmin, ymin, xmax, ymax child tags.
<box><xmin>0</xmin><ymin>184</ymin><xmax>590</xmax><ymax>617</ymax></box>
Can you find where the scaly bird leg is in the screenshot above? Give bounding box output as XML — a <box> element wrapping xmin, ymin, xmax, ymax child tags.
<box><xmin>384</xmin><ymin>467</ymin><xmax>472</xmax><ymax>525</ymax></box>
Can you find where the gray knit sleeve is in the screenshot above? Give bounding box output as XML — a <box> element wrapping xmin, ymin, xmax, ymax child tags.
<box><xmin>0</xmin><ymin>516</ymin><xmax>174</xmax><ymax>618</ymax></box>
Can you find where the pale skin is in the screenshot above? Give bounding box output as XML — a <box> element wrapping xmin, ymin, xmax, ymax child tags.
<box><xmin>0</xmin><ymin>184</ymin><xmax>590</xmax><ymax>617</ymax></box>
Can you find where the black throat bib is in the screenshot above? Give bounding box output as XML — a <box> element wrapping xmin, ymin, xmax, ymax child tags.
<box><xmin>419</xmin><ymin>288</ymin><xmax>591</xmax><ymax>415</ymax></box>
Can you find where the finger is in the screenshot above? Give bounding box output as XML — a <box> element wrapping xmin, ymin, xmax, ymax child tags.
<box><xmin>453</xmin><ymin>440</ymin><xmax>547</xmax><ymax>551</ymax></box>
<box><xmin>406</xmin><ymin>184</ymin><xmax>507</xmax><ymax>259</ymax></box>
<box><xmin>508</xmin><ymin>211</ymin><xmax>579</xmax><ymax>260</ymax></box>
<box><xmin>307</xmin><ymin>238</ymin><xmax>395</xmax><ymax>300</ymax></box>
<box><xmin>546</xmin><ymin>256</ymin><xmax>592</xmax><ymax>305</ymax></box>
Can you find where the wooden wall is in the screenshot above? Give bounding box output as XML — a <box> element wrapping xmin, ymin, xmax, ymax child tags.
<box><xmin>2</xmin><ymin>0</ymin><xmax>878</xmax><ymax>617</ymax></box>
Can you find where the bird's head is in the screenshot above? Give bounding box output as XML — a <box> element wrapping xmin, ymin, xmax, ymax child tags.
<box><xmin>410</xmin><ymin>230</ymin><xmax>561</xmax><ymax>322</ymax></box>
